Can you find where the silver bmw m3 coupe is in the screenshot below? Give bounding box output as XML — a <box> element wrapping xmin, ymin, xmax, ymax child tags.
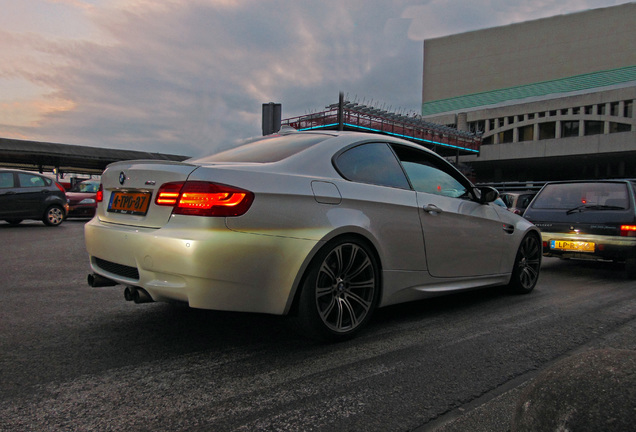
<box><xmin>85</xmin><ymin>130</ymin><xmax>541</xmax><ymax>341</ymax></box>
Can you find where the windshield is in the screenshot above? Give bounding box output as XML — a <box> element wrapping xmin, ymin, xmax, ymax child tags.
<box><xmin>71</xmin><ymin>181</ymin><xmax>99</xmax><ymax>193</ymax></box>
<box><xmin>531</xmin><ymin>182</ymin><xmax>629</xmax><ymax>210</ymax></box>
<box><xmin>191</xmin><ymin>134</ymin><xmax>330</xmax><ymax>163</ymax></box>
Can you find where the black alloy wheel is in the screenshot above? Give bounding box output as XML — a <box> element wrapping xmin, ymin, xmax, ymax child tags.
<box><xmin>296</xmin><ymin>237</ymin><xmax>380</xmax><ymax>342</ymax></box>
<box><xmin>508</xmin><ymin>233</ymin><xmax>542</xmax><ymax>293</ymax></box>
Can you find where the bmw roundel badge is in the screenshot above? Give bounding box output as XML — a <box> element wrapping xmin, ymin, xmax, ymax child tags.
<box><xmin>119</xmin><ymin>171</ymin><xmax>126</xmax><ymax>185</ymax></box>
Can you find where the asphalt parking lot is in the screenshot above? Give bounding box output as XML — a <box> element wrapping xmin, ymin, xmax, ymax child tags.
<box><xmin>1</xmin><ymin>220</ymin><xmax>635</xmax><ymax>431</ymax></box>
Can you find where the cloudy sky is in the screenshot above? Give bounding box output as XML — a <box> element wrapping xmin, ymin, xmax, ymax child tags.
<box><xmin>0</xmin><ymin>0</ymin><xmax>630</xmax><ymax>157</ymax></box>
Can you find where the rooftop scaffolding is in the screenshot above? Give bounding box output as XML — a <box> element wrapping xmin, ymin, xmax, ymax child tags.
<box><xmin>281</xmin><ymin>96</ymin><xmax>481</xmax><ymax>158</ymax></box>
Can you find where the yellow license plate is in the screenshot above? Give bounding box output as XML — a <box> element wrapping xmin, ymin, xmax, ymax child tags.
<box><xmin>108</xmin><ymin>191</ymin><xmax>152</xmax><ymax>215</ymax></box>
<box><xmin>550</xmin><ymin>240</ymin><xmax>595</xmax><ymax>252</ymax></box>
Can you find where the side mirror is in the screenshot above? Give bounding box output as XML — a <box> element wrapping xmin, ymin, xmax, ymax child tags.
<box><xmin>475</xmin><ymin>186</ymin><xmax>499</xmax><ymax>204</ymax></box>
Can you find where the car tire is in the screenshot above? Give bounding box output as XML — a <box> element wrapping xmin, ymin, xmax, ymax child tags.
<box><xmin>43</xmin><ymin>205</ymin><xmax>65</xmax><ymax>226</ymax></box>
<box><xmin>295</xmin><ymin>236</ymin><xmax>380</xmax><ymax>342</ymax></box>
<box><xmin>508</xmin><ymin>232</ymin><xmax>541</xmax><ymax>294</ymax></box>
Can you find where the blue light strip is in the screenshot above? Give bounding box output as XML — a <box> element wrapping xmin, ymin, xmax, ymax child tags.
<box><xmin>296</xmin><ymin>123</ymin><xmax>479</xmax><ymax>153</ymax></box>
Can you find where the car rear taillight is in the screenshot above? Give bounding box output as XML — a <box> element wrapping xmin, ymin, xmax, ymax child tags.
<box><xmin>96</xmin><ymin>184</ymin><xmax>103</xmax><ymax>203</ymax></box>
<box><xmin>620</xmin><ymin>225</ymin><xmax>636</xmax><ymax>237</ymax></box>
<box><xmin>155</xmin><ymin>181</ymin><xmax>254</xmax><ymax>217</ymax></box>
<box><xmin>54</xmin><ymin>182</ymin><xmax>66</xmax><ymax>193</ymax></box>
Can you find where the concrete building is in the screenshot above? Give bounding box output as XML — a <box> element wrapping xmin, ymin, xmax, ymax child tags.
<box><xmin>421</xmin><ymin>3</ymin><xmax>636</xmax><ymax>184</ymax></box>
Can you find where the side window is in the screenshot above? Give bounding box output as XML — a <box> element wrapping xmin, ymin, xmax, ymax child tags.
<box><xmin>17</xmin><ymin>173</ymin><xmax>47</xmax><ymax>188</ymax></box>
<box><xmin>335</xmin><ymin>143</ymin><xmax>410</xmax><ymax>189</ymax></box>
<box><xmin>391</xmin><ymin>145</ymin><xmax>469</xmax><ymax>198</ymax></box>
<box><xmin>501</xmin><ymin>195</ymin><xmax>514</xmax><ymax>207</ymax></box>
<box><xmin>0</xmin><ymin>172</ymin><xmax>15</xmax><ymax>188</ymax></box>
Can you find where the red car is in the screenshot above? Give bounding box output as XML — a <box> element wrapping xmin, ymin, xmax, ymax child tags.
<box><xmin>66</xmin><ymin>180</ymin><xmax>100</xmax><ymax>218</ymax></box>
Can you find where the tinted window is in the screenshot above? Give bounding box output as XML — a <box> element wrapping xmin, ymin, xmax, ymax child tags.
<box><xmin>392</xmin><ymin>145</ymin><xmax>468</xmax><ymax>198</ymax></box>
<box><xmin>71</xmin><ymin>181</ymin><xmax>100</xmax><ymax>193</ymax></box>
<box><xmin>518</xmin><ymin>194</ymin><xmax>535</xmax><ymax>209</ymax></box>
<box><xmin>501</xmin><ymin>194</ymin><xmax>514</xmax><ymax>207</ymax></box>
<box><xmin>335</xmin><ymin>143</ymin><xmax>410</xmax><ymax>189</ymax></box>
<box><xmin>17</xmin><ymin>173</ymin><xmax>48</xmax><ymax>188</ymax></box>
<box><xmin>0</xmin><ymin>172</ymin><xmax>14</xmax><ymax>188</ymax></box>
<box><xmin>194</xmin><ymin>134</ymin><xmax>329</xmax><ymax>163</ymax></box>
<box><xmin>532</xmin><ymin>183</ymin><xmax>629</xmax><ymax>209</ymax></box>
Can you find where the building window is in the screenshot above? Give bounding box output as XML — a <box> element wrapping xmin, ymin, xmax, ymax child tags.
<box><xmin>560</xmin><ymin>109</ymin><xmax>569</xmax><ymax>115</ymax></box>
<box><xmin>598</xmin><ymin>104</ymin><xmax>606</xmax><ymax>115</ymax></box>
<box><xmin>611</xmin><ymin>102</ymin><xmax>619</xmax><ymax>116</ymax></box>
<box><xmin>572</xmin><ymin>107</ymin><xmax>580</xmax><ymax>115</ymax></box>
<box><xmin>499</xmin><ymin>129</ymin><xmax>514</xmax><ymax>143</ymax></box>
<box><xmin>508</xmin><ymin>116</ymin><xmax>515</xmax><ymax>125</ymax></box>
<box><xmin>584</xmin><ymin>120</ymin><xmax>604</xmax><ymax>136</ymax></box>
<box><xmin>610</xmin><ymin>122</ymin><xmax>631</xmax><ymax>133</ymax></box>
<box><xmin>561</xmin><ymin>121</ymin><xmax>579</xmax><ymax>138</ymax></box>
<box><xmin>625</xmin><ymin>100</ymin><xmax>633</xmax><ymax>118</ymax></box>
<box><xmin>482</xmin><ymin>136</ymin><xmax>493</xmax><ymax>145</ymax></box>
<box><xmin>585</xmin><ymin>105</ymin><xmax>594</xmax><ymax>115</ymax></box>
<box><xmin>539</xmin><ymin>122</ymin><xmax>556</xmax><ymax>140</ymax></box>
<box><xmin>519</xmin><ymin>125</ymin><xmax>534</xmax><ymax>142</ymax></box>
<box><xmin>549</xmin><ymin>110</ymin><xmax>557</xmax><ymax>117</ymax></box>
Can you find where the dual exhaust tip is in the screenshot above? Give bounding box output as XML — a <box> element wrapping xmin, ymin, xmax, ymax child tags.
<box><xmin>87</xmin><ymin>273</ymin><xmax>153</xmax><ymax>304</ymax></box>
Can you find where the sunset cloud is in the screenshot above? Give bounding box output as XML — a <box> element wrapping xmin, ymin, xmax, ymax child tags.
<box><xmin>0</xmin><ymin>0</ymin><xmax>629</xmax><ymax>156</ymax></box>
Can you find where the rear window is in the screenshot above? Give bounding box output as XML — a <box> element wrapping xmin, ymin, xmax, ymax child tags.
<box><xmin>531</xmin><ymin>182</ymin><xmax>630</xmax><ymax>210</ymax></box>
<box><xmin>192</xmin><ymin>134</ymin><xmax>329</xmax><ymax>163</ymax></box>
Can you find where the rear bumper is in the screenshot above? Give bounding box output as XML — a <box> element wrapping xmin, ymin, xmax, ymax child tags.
<box><xmin>67</xmin><ymin>204</ymin><xmax>96</xmax><ymax>218</ymax></box>
<box><xmin>84</xmin><ymin>216</ymin><xmax>320</xmax><ymax>315</ymax></box>
<box><xmin>540</xmin><ymin>232</ymin><xmax>636</xmax><ymax>261</ymax></box>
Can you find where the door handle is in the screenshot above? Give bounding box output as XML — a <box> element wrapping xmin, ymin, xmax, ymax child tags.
<box><xmin>423</xmin><ymin>204</ymin><xmax>443</xmax><ymax>214</ymax></box>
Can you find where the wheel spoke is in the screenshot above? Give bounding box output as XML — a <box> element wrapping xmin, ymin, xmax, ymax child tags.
<box><xmin>318</xmin><ymin>261</ymin><xmax>337</xmax><ymax>285</ymax></box>
<box><xmin>344</xmin><ymin>290</ymin><xmax>372</xmax><ymax>313</ymax></box>
<box><xmin>318</xmin><ymin>296</ymin><xmax>338</xmax><ymax>323</ymax></box>
<box><xmin>348</xmin><ymin>255</ymin><xmax>372</xmax><ymax>281</ymax></box>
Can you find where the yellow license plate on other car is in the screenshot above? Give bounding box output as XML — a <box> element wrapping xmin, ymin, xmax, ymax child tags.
<box><xmin>550</xmin><ymin>240</ymin><xmax>595</xmax><ymax>252</ymax></box>
<box><xmin>108</xmin><ymin>191</ymin><xmax>152</xmax><ymax>216</ymax></box>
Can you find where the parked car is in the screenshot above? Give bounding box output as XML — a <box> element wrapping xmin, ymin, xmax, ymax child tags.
<box><xmin>85</xmin><ymin>130</ymin><xmax>542</xmax><ymax>341</ymax></box>
<box><xmin>523</xmin><ymin>180</ymin><xmax>636</xmax><ymax>277</ymax></box>
<box><xmin>66</xmin><ymin>180</ymin><xmax>100</xmax><ymax>219</ymax></box>
<box><xmin>0</xmin><ymin>168</ymin><xmax>69</xmax><ymax>226</ymax></box>
<box><xmin>500</xmin><ymin>191</ymin><xmax>537</xmax><ymax>215</ymax></box>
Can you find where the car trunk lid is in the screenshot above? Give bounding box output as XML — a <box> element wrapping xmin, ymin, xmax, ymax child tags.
<box><xmin>97</xmin><ymin>160</ymin><xmax>198</xmax><ymax>228</ymax></box>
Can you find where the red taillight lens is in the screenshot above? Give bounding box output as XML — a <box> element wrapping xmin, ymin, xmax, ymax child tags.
<box><xmin>155</xmin><ymin>181</ymin><xmax>253</xmax><ymax>217</ymax></box>
<box><xmin>620</xmin><ymin>225</ymin><xmax>636</xmax><ymax>237</ymax></box>
<box><xmin>96</xmin><ymin>184</ymin><xmax>103</xmax><ymax>203</ymax></box>
<box><xmin>54</xmin><ymin>182</ymin><xmax>66</xmax><ymax>193</ymax></box>
<box><xmin>155</xmin><ymin>182</ymin><xmax>182</xmax><ymax>206</ymax></box>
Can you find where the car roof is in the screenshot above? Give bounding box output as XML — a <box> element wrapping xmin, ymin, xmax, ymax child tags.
<box><xmin>544</xmin><ymin>179</ymin><xmax>633</xmax><ymax>184</ymax></box>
